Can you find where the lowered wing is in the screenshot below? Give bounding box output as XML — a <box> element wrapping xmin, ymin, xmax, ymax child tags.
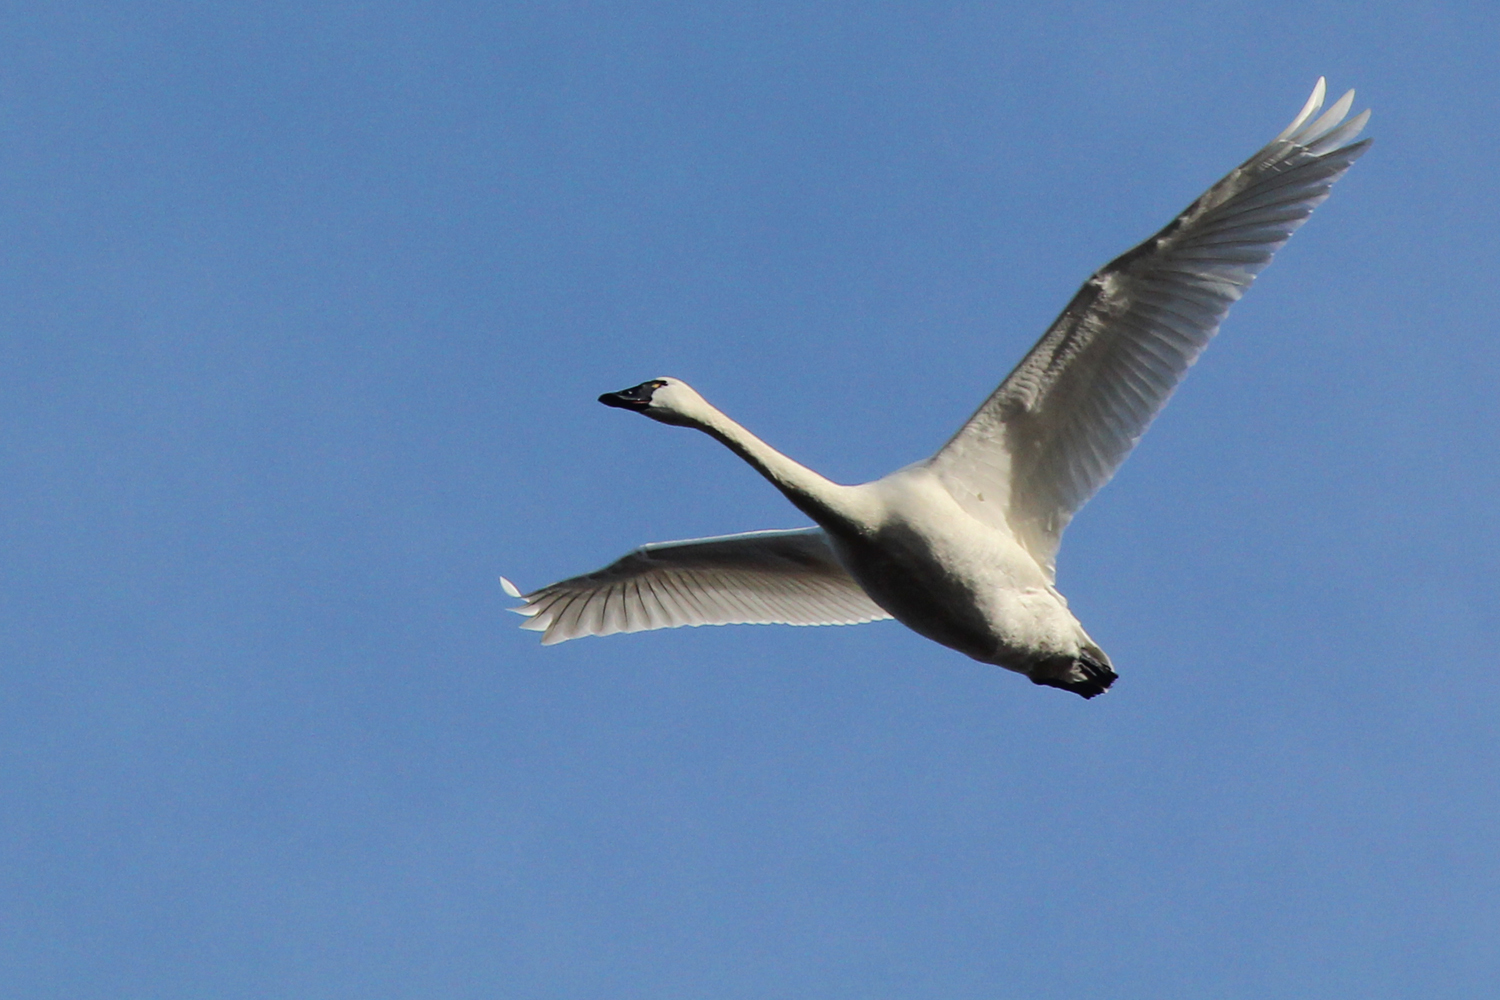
<box><xmin>929</xmin><ymin>78</ymin><xmax>1370</xmax><ymax>577</ymax></box>
<box><xmin>505</xmin><ymin>527</ymin><xmax>892</xmax><ymax>644</ymax></box>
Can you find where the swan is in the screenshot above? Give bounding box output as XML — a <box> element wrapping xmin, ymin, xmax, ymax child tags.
<box><xmin>503</xmin><ymin>80</ymin><xmax>1370</xmax><ymax>698</ymax></box>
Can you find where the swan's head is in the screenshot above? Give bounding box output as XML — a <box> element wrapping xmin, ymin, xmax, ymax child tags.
<box><xmin>598</xmin><ymin>377</ymin><xmax>708</xmax><ymax>427</ymax></box>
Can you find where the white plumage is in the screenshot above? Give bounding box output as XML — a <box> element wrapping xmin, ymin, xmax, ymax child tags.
<box><xmin>502</xmin><ymin>528</ymin><xmax>890</xmax><ymax>643</ymax></box>
<box><xmin>507</xmin><ymin>80</ymin><xmax>1370</xmax><ymax>697</ymax></box>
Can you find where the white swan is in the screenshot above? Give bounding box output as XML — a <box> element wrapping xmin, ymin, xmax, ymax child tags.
<box><xmin>504</xmin><ymin>80</ymin><xmax>1370</xmax><ymax>697</ymax></box>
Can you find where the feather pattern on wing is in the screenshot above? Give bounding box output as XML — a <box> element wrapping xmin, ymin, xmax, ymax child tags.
<box><xmin>929</xmin><ymin>79</ymin><xmax>1371</xmax><ymax>577</ymax></box>
<box><xmin>507</xmin><ymin>528</ymin><xmax>892</xmax><ymax>644</ymax></box>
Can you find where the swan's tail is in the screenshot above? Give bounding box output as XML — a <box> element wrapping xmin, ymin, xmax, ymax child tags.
<box><xmin>1029</xmin><ymin>645</ymin><xmax>1116</xmax><ymax>699</ymax></box>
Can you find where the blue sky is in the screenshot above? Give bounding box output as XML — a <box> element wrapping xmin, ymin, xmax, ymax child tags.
<box><xmin>2</xmin><ymin>2</ymin><xmax>1497</xmax><ymax>997</ymax></box>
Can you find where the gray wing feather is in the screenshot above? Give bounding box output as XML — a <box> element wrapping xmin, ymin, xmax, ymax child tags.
<box><xmin>929</xmin><ymin>79</ymin><xmax>1370</xmax><ymax>576</ymax></box>
<box><xmin>507</xmin><ymin>528</ymin><xmax>892</xmax><ymax>644</ymax></box>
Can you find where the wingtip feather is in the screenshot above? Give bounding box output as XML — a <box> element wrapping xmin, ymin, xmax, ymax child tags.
<box><xmin>500</xmin><ymin>575</ymin><xmax>522</xmax><ymax>598</ymax></box>
<box><xmin>1294</xmin><ymin>87</ymin><xmax>1356</xmax><ymax>146</ymax></box>
<box><xmin>1274</xmin><ymin>77</ymin><xmax>1327</xmax><ymax>142</ymax></box>
<box><xmin>1305</xmin><ymin>107</ymin><xmax>1371</xmax><ymax>156</ymax></box>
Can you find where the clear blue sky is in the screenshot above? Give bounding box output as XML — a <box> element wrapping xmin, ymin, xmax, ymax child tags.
<box><xmin>2</xmin><ymin>3</ymin><xmax>1496</xmax><ymax>997</ymax></box>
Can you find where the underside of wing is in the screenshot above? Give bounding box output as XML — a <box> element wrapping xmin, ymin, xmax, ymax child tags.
<box><xmin>505</xmin><ymin>527</ymin><xmax>892</xmax><ymax>645</ymax></box>
<box><xmin>930</xmin><ymin>78</ymin><xmax>1370</xmax><ymax>576</ymax></box>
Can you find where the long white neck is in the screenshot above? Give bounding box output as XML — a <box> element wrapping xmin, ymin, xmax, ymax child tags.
<box><xmin>688</xmin><ymin>403</ymin><xmax>863</xmax><ymax>531</ymax></box>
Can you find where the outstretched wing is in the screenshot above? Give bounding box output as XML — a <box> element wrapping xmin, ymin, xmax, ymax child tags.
<box><xmin>505</xmin><ymin>527</ymin><xmax>891</xmax><ymax>644</ymax></box>
<box><xmin>929</xmin><ymin>78</ymin><xmax>1370</xmax><ymax>577</ymax></box>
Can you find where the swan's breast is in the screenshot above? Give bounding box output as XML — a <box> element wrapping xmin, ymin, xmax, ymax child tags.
<box><xmin>828</xmin><ymin>468</ymin><xmax>1082</xmax><ymax>669</ymax></box>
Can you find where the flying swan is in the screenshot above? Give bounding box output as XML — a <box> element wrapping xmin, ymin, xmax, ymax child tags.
<box><xmin>504</xmin><ymin>80</ymin><xmax>1370</xmax><ymax>698</ymax></box>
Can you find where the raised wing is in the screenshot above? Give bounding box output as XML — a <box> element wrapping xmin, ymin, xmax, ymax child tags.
<box><xmin>929</xmin><ymin>79</ymin><xmax>1370</xmax><ymax>577</ymax></box>
<box><xmin>504</xmin><ymin>527</ymin><xmax>892</xmax><ymax>644</ymax></box>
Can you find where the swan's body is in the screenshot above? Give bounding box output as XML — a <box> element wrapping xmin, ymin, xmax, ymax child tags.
<box><xmin>505</xmin><ymin>80</ymin><xmax>1371</xmax><ymax>697</ymax></box>
<box><xmin>826</xmin><ymin>464</ymin><xmax>1104</xmax><ymax>687</ymax></box>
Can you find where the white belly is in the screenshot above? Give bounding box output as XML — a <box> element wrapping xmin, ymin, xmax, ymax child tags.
<box><xmin>826</xmin><ymin>468</ymin><xmax>1088</xmax><ymax>676</ymax></box>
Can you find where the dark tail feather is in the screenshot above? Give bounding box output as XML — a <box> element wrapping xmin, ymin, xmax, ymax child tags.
<box><xmin>1029</xmin><ymin>646</ymin><xmax>1117</xmax><ymax>699</ymax></box>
